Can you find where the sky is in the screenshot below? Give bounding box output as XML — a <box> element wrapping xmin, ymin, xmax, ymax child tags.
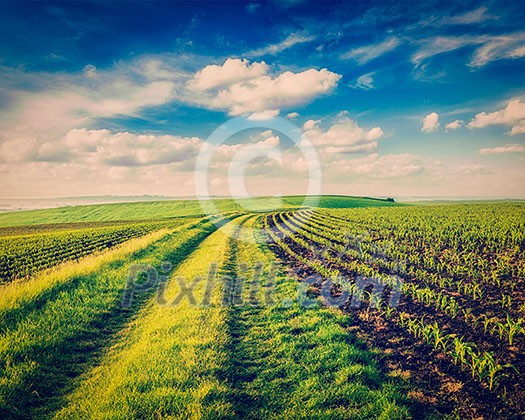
<box><xmin>0</xmin><ymin>0</ymin><xmax>524</xmax><ymax>199</ymax></box>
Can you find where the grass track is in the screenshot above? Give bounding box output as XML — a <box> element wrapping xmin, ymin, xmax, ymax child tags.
<box><xmin>54</xmin><ymin>217</ymin><xmax>246</xmax><ymax>419</ymax></box>
<box><xmin>0</xmin><ymin>218</ymin><xmax>219</xmax><ymax>419</ymax></box>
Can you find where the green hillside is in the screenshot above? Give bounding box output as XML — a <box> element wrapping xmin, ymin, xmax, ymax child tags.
<box><xmin>0</xmin><ymin>195</ymin><xmax>399</xmax><ymax>227</ymax></box>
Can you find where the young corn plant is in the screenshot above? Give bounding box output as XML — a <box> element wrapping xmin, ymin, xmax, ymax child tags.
<box><xmin>501</xmin><ymin>294</ymin><xmax>512</xmax><ymax>309</ymax></box>
<box><xmin>451</xmin><ymin>336</ymin><xmax>469</xmax><ymax>367</ymax></box>
<box><xmin>468</xmin><ymin>351</ymin><xmax>511</xmax><ymax>391</ymax></box>
<box><xmin>382</xmin><ymin>304</ymin><xmax>396</xmax><ymax>319</ymax></box>
<box><xmin>482</xmin><ymin>315</ymin><xmax>497</xmax><ymax>334</ymax></box>
<box><xmin>495</xmin><ymin>315</ymin><xmax>524</xmax><ymax>346</ymax></box>
<box><xmin>430</xmin><ymin>322</ymin><xmax>450</xmax><ymax>352</ymax></box>
<box><xmin>461</xmin><ymin>308</ymin><xmax>473</xmax><ymax>323</ymax></box>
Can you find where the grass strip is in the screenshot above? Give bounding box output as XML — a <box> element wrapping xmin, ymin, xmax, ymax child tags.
<box><xmin>54</xmin><ymin>217</ymin><xmax>247</xmax><ymax>419</ymax></box>
<box><xmin>0</xmin><ymin>219</ymin><xmax>216</xmax><ymax>419</ymax></box>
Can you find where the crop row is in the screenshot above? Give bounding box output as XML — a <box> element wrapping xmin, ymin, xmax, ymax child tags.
<box><xmin>264</xmin><ymin>211</ymin><xmax>521</xmax><ymax>391</ymax></box>
<box><xmin>320</xmin><ymin>206</ymin><xmax>525</xmax><ymax>292</ymax></box>
<box><xmin>281</xmin><ymin>211</ymin><xmax>525</xmax><ymax>345</ymax></box>
<box><xmin>0</xmin><ymin>221</ymin><xmax>179</xmax><ymax>283</ymax></box>
<box><xmin>301</xmin><ymin>210</ymin><xmax>524</xmax><ymax>314</ymax></box>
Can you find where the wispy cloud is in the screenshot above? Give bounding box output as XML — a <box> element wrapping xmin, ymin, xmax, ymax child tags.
<box><xmin>411</xmin><ymin>36</ymin><xmax>481</xmax><ymax>66</ymax></box>
<box><xmin>349</xmin><ymin>72</ymin><xmax>375</xmax><ymax>90</ymax></box>
<box><xmin>341</xmin><ymin>37</ymin><xmax>401</xmax><ymax>64</ymax></box>
<box><xmin>411</xmin><ymin>32</ymin><xmax>525</xmax><ymax>68</ymax></box>
<box><xmin>470</xmin><ymin>32</ymin><xmax>525</xmax><ymax>67</ymax></box>
<box><xmin>434</xmin><ymin>6</ymin><xmax>497</xmax><ymax>26</ymax></box>
<box><xmin>248</xmin><ymin>32</ymin><xmax>315</xmax><ymax>57</ymax></box>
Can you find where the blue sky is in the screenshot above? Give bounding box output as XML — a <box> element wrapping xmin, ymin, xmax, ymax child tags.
<box><xmin>0</xmin><ymin>0</ymin><xmax>524</xmax><ymax>198</ymax></box>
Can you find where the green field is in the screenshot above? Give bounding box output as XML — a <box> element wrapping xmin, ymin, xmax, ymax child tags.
<box><xmin>0</xmin><ymin>196</ymin><xmax>523</xmax><ymax>419</ymax></box>
<box><xmin>0</xmin><ymin>195</ymin><xmax>399</xmax><ymax>227</ymax></box>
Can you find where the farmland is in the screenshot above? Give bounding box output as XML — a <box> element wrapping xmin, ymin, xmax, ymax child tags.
<box><xmin>0</xmin><ymin>197</ymin><xmax>523</xmax><ymax>419</ymax></box>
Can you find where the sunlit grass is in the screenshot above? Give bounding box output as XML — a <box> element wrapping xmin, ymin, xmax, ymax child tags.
<box><xmin>54</xmin><ymin>217</ymin><xmax>246</xmax><ymax>419</ymax></box>
<box><xmin>0</xmin><ymin>219</ymin><xmax>217</xmax><ymax>418</ymax></box>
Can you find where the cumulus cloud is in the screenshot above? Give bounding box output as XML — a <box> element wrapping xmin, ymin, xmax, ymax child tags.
<box><xmin>341</xmin><ymin>37</ymin><xmax>400</xmax><ymax>64</ymax></box>
<box><xmin>187</xmin><ymin>58</ymin><xmax>268</xmax><ymax>91</ymax></box>
<box><xmin>479</xmin><ymin>144</ymin><xmax>525</xmax><ymax>155</ymax></box>
<box><xmin>468</xmin><ymin>99</ymin><xmax>525</xmax><ymax>135</ymax></box>
<box><xmin>287</xmin><ymin>112</ymin><xmax>299</xmax><ymax>119</ymax></box>
<box><xmin>445</xmin><ymin>120</ymin><xmax>464</xmax><ymax>131</ymax></box>
<box><xmin>188</xmin><ymin>59</ymin><xmax>341</xmax><ymax>115</ymax></box>
<box><xmin>302</xmin><ymin>112</ymin><xmax>384</xmax><ymax>155</ymax></box>
<box><xmin>422</xmin><ymin>112</ymin><xmax>440</xmax><ymax>133</ymax></box>
<box><xmin>65</xmin><ymin>129</ymin><xmax>203</xmax><ymax>167</ymax></box>
<box><xmin>0</xmin><ymin>54</ymin><xmax>343</xmax><ymax>190</ymax></box>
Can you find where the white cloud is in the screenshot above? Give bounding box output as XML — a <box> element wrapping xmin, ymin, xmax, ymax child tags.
<box><xmin>287</xmin><ymin>112</ymin><xmax>299</xmax><ymax>119</ymax></box>
<box><xmin>134</xmin><ymin>58</ymin><xmax>189</xmax><ymax>81</ymax></box>
<box><xmin>470</xmin><ymin>33</ymin><xmax>525</xmax><ymax>67</ymax></box>
<box><xmin>249</xmin><ymin>32</ymin><xmax>315</xmax><ymax>56</ymax></box>
<box><xmin>412</xmin><ymin>36</ymin><xmax>481</xmax><ymax>66</ymax></box>
<box><xmin>412</xmin><ymin>33</ymin><xmax>525</xmax><ymax>68</ymax></box>
<box><xmin>479</xmin><ymin>144</ymin><xmax>525</xmax><ymax>155</ymax></box>
<box><xmin>302</xmin><ymin>113</ymin><xmax>384</xmax><ymax>155</ymax></box>
<box><xmin>445</xmin><ymin>120</ymin><xmax>464</xmax><ymax>131</ymax></box>
<box><xmin>303</xmin><ymin>119</ymin><xmax>319</xmax><ymax>130</ymax></box>
<box><xmin>247</xmin><ymin>109</ymin><xmax>280</xmax><ymax>120</ymax></box>
<box><xmin>187</xmin><ymin>58</ymin><xmax>268</xmax><ymax>91</ymax></box>
<box><xmin>468</xmin><ymin>99</ymin><xmax>525</xmax><ymax>135</ymax></box>
<box><xmin>83</xmin><ymin>64</ymin><xmax>97</xmax><ymax>78</ymax></box>
<box><xmin>510</xmin><ymin>125</ymin><xmax>525</xmax><ymax>135</ymax></box>
<box><xmin>341</xmin><ymin>37</ymin><xmax>400</xmax><ymax>64</ymax></box>
<box><xmin>188</xmin><ymin>59</ymin><xmax>341</xmax><ymax>115</ymax></box>
<box><xmin>0</xmin><ymin>126</ymin><xmax>210</xmax><ymax>173</ymax></box>
<box><xmin>342</xmin><ymin>153</ymin><xmax>425</xmax><ymax>178</ymax></box>
<box><xmin>64</xmin><ymin>129</ymin><xmax>202</xmax><ymax>167</ymax></box>
<box><xmin>351</xmin><ymin>72</ymin><xmax>375</xmax><ymax>90</ymax></box>
<box><xmin>0</xmin><ymin>63</ymin><xmax>181</xmax><ymax>154</ymax></box>
<box><xmin>439</xmin><ymin>6</ymin><xmax>496</xmax><ymax>25</ymax></box>
<box><xmin>422</xmin><ymin>112</ymin><xmax>440</xmax><ymax>133</ymax></box>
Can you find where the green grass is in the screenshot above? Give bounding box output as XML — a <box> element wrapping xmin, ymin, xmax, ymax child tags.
<box><xmin>55</xmin><ymin>217</ymin><xmax>244</xmax><ymax>419</ymax></box>
<box><xmin>0</xmin><ymin>195</ymin><xmax>400</xmax><ymax>227</ymax></box>
<box><xmin>54</xmin><ymin>215</ymin><xmax>410</xmax><ymax>419</ymax></box>
<box><xmin>0</xmin><ymin>218</ymin><xmax>219</xmax><ymax>419</ymax></box>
